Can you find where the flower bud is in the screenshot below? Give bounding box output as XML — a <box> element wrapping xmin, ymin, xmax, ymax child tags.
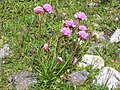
<box><xmin>72</xmin><ymin>57</ymin><xmax>78</xmax><ymax>65</ymax></box>
<box><xmin>43</xmin><ymin>43</ymin><xmax>49</xmax><ymax>51</ymax></box>
<box><xmin>57</xmin><ymin>57</ymin><xmax>63</xmax><ymax>62</ymax></box>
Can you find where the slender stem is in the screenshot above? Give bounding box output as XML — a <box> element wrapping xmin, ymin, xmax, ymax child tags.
<box><xmin>56</xmin><ymin>36</ymin><xmax>64</xmax><ymax>56</ymax></box>
<box><xmin>57</xmin><ymin>38</ymin><xmax>80</xmax><ymax>75</ymax></box>
<box><xmin>38</xmin><ymin>14</ymin><xmax>42</xmax><ymax>49</ymax></box>
<box><xmin>50</xmin><ymin>62</ymin><xmax>59</xmax><ymax>77</ymax></box>
<box><xmin>50</xmin><ymin>36</ymin><xmax>58</xmax><ymax>70</ymax></box>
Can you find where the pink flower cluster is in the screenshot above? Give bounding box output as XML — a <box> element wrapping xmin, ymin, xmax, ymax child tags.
<box><xmin>74</xmin><ymin>12</ymin><xmax>87</xmax><ymax>20</ymax></box>
<box><xmin>43</xmin><ymin>4</ymin><xmax>52</xmax><ymax>14</ymax></box>
<box><xmin>60</xmin><ymin>11</ymin><xmax>89</xmax><ymax>39</ymax></box>
<box><xmin>60</xmin><ymin>27</ymin><xmax>72</xmax><ymax>36</ymax></box>
<box><xmin>78</xmin><ymin>31</ymin><xmax>89</xmax><ymax>39</ymax></box>
<box><xmin>78</xmin><ymin>25</ymin><xmax>88</xmax><ymax>31</ymax></box>
<box><xmin>63</xmin><ymin>19</ymin><xmax>76</xmax><ymax>28</ymax></box>
<box><xmin>34</xmin><ymin>4</ymin><xmax>52</xmax><ymax>14</ymax></box>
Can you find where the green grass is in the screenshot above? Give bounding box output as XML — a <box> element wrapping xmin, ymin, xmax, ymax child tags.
<box><xmin>0</xmin><ymin>0</ymin><xmax>120</xmax><ymax>90</ymax></box>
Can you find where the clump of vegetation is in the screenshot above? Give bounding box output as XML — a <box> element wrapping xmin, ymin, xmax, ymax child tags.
<box><xmin>0</xmin><ymin>0</ymin><xmax>120</xmax><ymax>89</ymax></box>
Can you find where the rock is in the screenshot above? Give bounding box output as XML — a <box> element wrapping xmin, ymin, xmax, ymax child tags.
<box><xmin>110</xmin><ymin>29</ymin><xmax>120</xmax><ymax>43</ymax></box>
<box><xmin>88</xmin><ymin>2</ymin><xmax>98</xmax><ymax>7</ymax></box>
<box><xmin>92</xmin><ymin>30</ymin><xmax>107</xmax><ymax>41</ymax></box>
<box><xmin>67</xmin><ymin>70</ymin><xmax>89</xmax><ymax>85</ymax></box>
<box><xmin>93</xmin><ymin>67</ymin><xmax>120</xmax><ymax>90</ymax></box>
<box><xmin>79</xmin><ymin>54</ymin><xmax>104</xmax><ymax>69</ymax></box>
<box><xmin>8</xmin><ymin>71</ymin><xmax>37</xmax><ymax>90</ymax></box>
<box><xmin>87</xmin><ymin>43</ymin><xmax>103</xmax><ymax>54</ymax></box>
<box><xmin>93</xmin><ymin>14</ymin><xmax>102</xmax><ymax>20</ymax></box>
<box><xmin>0</xmin><ymin>44</ymin><xmax>10</xmax><ymax>58</ymax></box>
<box><xmin>91</xmin><ymin>22</ymin><xmax>100</xmax><ymax>27</ymax></box>
<box><xmin>115</xmin><ymin>16</ymin><xmax>120</xmax><ymax>21</ymax></box>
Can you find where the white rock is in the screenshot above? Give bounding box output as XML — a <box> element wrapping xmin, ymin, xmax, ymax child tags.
<box><xmin>93</xmin><ymin>67</ymin><xmax>120</xmax><ymax>90</ymax></box>
<box><xmin>110</xmin><ymin>29</ymin><xmax>120</xmax><ymax>43</ymax></box>
<box><xmin>92</xmin><ymin>30</ymin><xmax>106</xmax><ymax>41</ymax></box>
<box><xmin>79</xmin><ymin>54</ymin><xmax>104</xmax><ymax>69</ymax></box>
<box><xmin>93</xmin><ymin>14</ymin><xmax>102</xmax><ymax>20</ymax></box>
<box><xmin>92</xmin><ymin>22</ymin><xmax>100</xmax><ymax>27</ymax></box>
<box><xmin>88</xmin><ymin>2</ymin><xmax>97</xmax><ymax>7</ymax></box>
<box><xmin>0</xmin><ymin>44</ymin><xmax>10</xmax><ymax>58</ymax></box>
<box><xmin>115</xmin><ymin>16</ymin><xmax>120</xmax><ymax>21</ymax></box>
<box><xmin>87</xmin><ymin>43</ymin><xmax>103</xmax><ymax>54</ymax></box>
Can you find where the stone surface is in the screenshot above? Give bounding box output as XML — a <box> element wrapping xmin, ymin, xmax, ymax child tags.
<box><xmin>91</xmin><ymin>22</ymin><xmax>100</xmax><ymax>27</ymax></box>
<box><xmin>0</xmin><ymin>44</ymin><xmax>10</xmax><ymax>58</ymax></box>
<box><xmin>93</xmin><ymin>14</ymin><xmax>102</xmax><ymax>20</ymax></box>
<box><xmin>88</xmin><ymin>2</ymin><xmax>98</xmax><ymax>7</ymax></box>
<box><xmin>93</xmin><ymin>67</ymin><xmax>120</xmax><ymax>90</ymax></box>
<box><xmin>110</xmin><ymin>29</ymin><xmax>120</xmax><ymax>43</ymax></box>
<box><xmin>8</xmin><ymin>71</ymin><xmax>37</xmax><ymax>90</ymax></box>
<box><xmin>92</xmin><ymin>30</ymin><xmax>107</xmax><ymax>41</ymax></box>
<box><xmin>67</xmin><ymin>70</ymin><xmax>89</xmax><ymax>85</ymax></box>
<box><xmin>87</xmin><ymin>43</ymin><xmax>103</xmax><ymax>54</ymax></box>
<box><xmin>115</xmin><ymin>16</ymin><xmax>120</xmax><ymax>21</ymax></box>
<box><xmin>79</xmin><ymin>54</ymin><xmax>104</xmax><ymax>69</ymax></box>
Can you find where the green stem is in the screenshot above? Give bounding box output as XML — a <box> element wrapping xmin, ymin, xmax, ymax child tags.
<box><xmin>50</xmin><ymin>36</ymin><xmax>58</xmax><ymax>70</ymax></box>
<box><xmin>50</xmin><ymin>62</ymin><xmax>59</xmax><ymax>77</ymax></box>
<box><xmin>38</xmin><ymin>14</ymin><xmax>42</xmax><ymax>50</ymax></box>
<box><xmin>57</xmin><ymin>38</ymin><xmax>79</xmax><ymax>75</ymax></box>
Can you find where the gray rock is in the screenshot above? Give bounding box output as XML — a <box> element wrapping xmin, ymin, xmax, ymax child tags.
<box><xmin>92</xmin><ymin>30</ymin><xmax>107</xmax><ymax>41</ymax></box>
<box><xmin>91</xmin><ymin>22</ymin><xmax>100</xmax><ymax>27</ymax></box>
<box><xmin>115</xmin><ymin>16</ymin><xmax>120</xmax><ymax>21</ymax></box>
<box><xmin>93</xmin><ymin>67</ymin><xmax>120</xmax><ymax>90</ymax></box>
<box><xmin>110</xmin><ymin>29</ymin><xmax>120</xmax><ymax>43</ymax></box>
<box><xmin>8</xmin><ymin>71</ymin><xmax>37</xmax><ymax>90</ymax></box>
<box><xmin>0</xmin><ymin>44</ymin><xmax>10</xmax><ymax>58</ymax></box>
<box><xmin>79</xmin><ymin>54</ymin><xmax>104</xmax><ymax>69</ymax></box>
<box><xmin>68</xmin><ymin>70</ymin><xmax>89</xmax><ymax>85</ymax></box>
<box><xmin>93</xmin><ymin>14</ymin><xmax>102</xmax><ymax>20</ymax></box>
<box><xmin>87</xmin><ymin>43</ymin><xmax>103</xmax><ymax>54</ymax></box>
<box><xmin>88</xmin><ymin>2</ymin><xmax>98</xmax><ymax>7</ymax></box>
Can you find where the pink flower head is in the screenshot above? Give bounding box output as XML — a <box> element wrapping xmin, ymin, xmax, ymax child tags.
<box><xmin>72</xmin><ymin>57</ymin><xmax>78</xmax><ymax>65</ymax></box>
<box><xmin>34</xmin><ymin>6</ymin><xmax>43</xmax><ymax>14</ymax></box>
<box><xmin>57</xmin><ymin>57</ymin><xmax>63</xmax><ymax>63</ymax></box>
<box><xmin>63</xmin><ymin>20</ymin><xmax>76</xmax><ymax>28</ymax></box>
<box><xmin>74</xmin><ymin>12</ymin><xmax>87</xmax><ymax>20</ymax></box>
<box><xmin>60</xmin><ymin>27</ymin><xmax>72</xmax><ymax>36</ymax></box>
<box><xmin>78</xmin><ymin>25</ymin><xmax>88</xmax><ymax>31</ymax></box>
<box><xmin>43</xmin><ymin>43</ymin><xmax>49</xmax><ymax>51</ymax></box>
<box><xmin>43</xmin><ymin>4</ymin><xmax>52</xmax><ymax>14</ymax></box>
<box><xmin>78</xmin><ymin>31</ymin><xmax>89</xmax><ymax>39</ymax></box>
<box><xmin>67</xmin><ymin>20</ymin><xmax>76</xmax><ymax>28</ymax></box>
<box><xmin>62</xmin><ymin>20</ymin><xmax>69</xmax><ymax>27</ymax></box>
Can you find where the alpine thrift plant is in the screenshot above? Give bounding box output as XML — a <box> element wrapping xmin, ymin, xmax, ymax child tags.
<box><xmin>58</xmin><ymin>11</ymin><xmax>89</xmax><ymax>74</ymax></box>
<box><xmin>33</xmin><ymin>3</ymin><xmax>89</xmax><ymax>87</ymax></box>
